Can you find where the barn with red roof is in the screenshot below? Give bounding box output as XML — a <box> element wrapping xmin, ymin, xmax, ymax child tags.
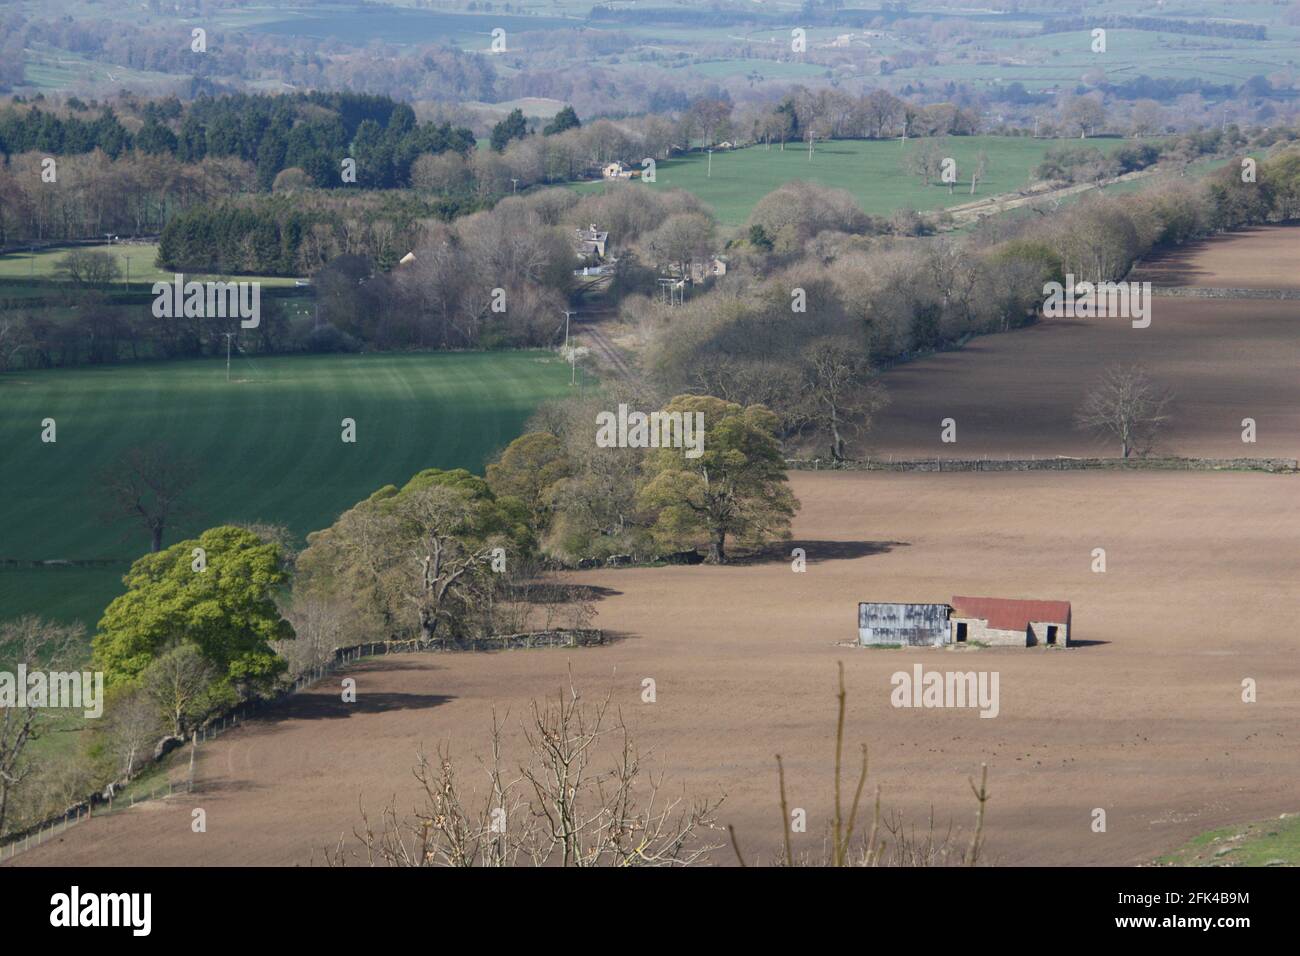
<box><xmin>949</xmin><ymin>596</ymin><xmax>1072</xmax><ymax>647</ymax></box>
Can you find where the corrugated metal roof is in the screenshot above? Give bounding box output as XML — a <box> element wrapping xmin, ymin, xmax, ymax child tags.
<box><xmin>950</xmin><ymin>596</ymin><xmax>1070</xmax><ymax>630</ymax></box>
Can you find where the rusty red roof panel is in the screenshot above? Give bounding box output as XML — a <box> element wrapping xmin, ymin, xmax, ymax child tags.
<box><xmin>950</xmin><ymin>596</ymin><xmax>1071</xmax><ymax>631</ymax></box>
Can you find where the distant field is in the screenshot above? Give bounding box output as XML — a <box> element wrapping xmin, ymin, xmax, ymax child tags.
<box><xmin>956</xmin><ymin>27</ymin><xmax>1300</xmax><ymax>88</ymax></box>
<box><xmin>238</xmin><ymin>4</ymin><xmax>580</xmax><ymax>48</ymax></box>
<box><xmin>16</xmin><ymin>0</ymin><xmax>1298</xmax><ymax>93</ymax></box>
<box><xmin>679</xmin><ymin>58</ymin><xmax>830</xmax><ymax>80</ymax></box>
<box><xmin>464</xmin><ymin>97</ymin><xmax>569</xmax><ymax>120</ymax></box>
<box><xmin>18</xmin><ymin>45</ymin><xmax>180</xmax><ymax>94</ymax></box>
<box><xmin>0</xmin><ymin>351</ymin><xmax>576</xmax><ymax>632</ymax></box>
<box><xmin>866</xmin><ymin>226</ymin><xmax>1300</xmax><ymax>460</ymax></box>
<box><xmin>0</xmin><ymin>243</ymin><xmax>303</xmax><ymax>287</ymax></box>
<box><xmin>572</xmin><ymin>136</ymin><xmax>1129</xmax><ymax>227</ymax></box>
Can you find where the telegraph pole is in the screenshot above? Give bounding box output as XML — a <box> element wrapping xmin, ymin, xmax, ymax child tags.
<box><xmin>561</xmin><ymin>309</ymin><xmax>576</xmax><ymax>386</ymax></box>
<box><xmin>222</xmin><ymin>332</ymin><xmax>236</xmax><ymax>382</ymax></box>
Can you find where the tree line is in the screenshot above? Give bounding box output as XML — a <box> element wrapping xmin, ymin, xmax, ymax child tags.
<box><xmin>632</xmin><ymin>144</ymin><xmax>1300</xmax><ymax>461</ymax></box>
<box><xmin>0</xmin><ymin>394</ymin><xmax>798</xmax><ymax>836</ymax></box>
<box><xmin>0</xmin><ymin>92</ymin><xmax>477</xmax><ymax>192</ymax></box>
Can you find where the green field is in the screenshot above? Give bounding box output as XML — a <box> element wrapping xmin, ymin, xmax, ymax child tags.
<box><xmin>237</xmin><ymin>4</ymin><xmax>580</xmax><ymax>48</ymax></box>
<box><xmin>1157</xmin><ymin>814</ymin><xmax>1300</xmax><ymax>866</ymax></box>
<box><xmin>19</xmin><ymin>44</ymin><xmax>180</xmax><ymax>94</ymax></box>
<box><xmin>0</xmin><ymin>243</ymin><xmax>304</xmax><ymax>288</ymax></box>
<box><xmin>574</xmin><ymin>136</ymin><xmax>1129</xmax><ymax>228</ymax></box>
<box><xmin>0</xmin><ymin>351</ymin><xmax>576</xmax><ymax>632</ymax></box>
<box><xmin>953</xmin><ymin>28</ymin><xmax>1300</xmax><ymax>88</ymax></box>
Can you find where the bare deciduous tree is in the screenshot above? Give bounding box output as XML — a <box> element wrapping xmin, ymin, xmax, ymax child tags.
<box><xmin>730</xmin><ymin>663</ymin><xmax>990</xmax><ymax>868</ymax></box>
<box><xmin>278</xmin><ymin>591</ymin><xmax>348</xmax><ymax>677</ymax></box>
<box><xmin>328</xmin><ymin>675</ymin><xmax>724</xmax><ymax>867</ymax></box>
<box><xmin>1060</xmin><ymin>94</ymin><xmax>1106</xmax><ymax>139</ymax></box>
<box><xmin>141</xmin><ymin>643</ymin><xmax>217</xmax><ymax>738</ymax></box>
<box><xmin>906</xmin><ymin>139</ymin><xmax>946</xmax><ymax>186</ymax></box>
<box><xmin>103</xmin><ymin>688</ymin><xmax>162</xmax><ymax>782</ymax></box>
<box><xmin>798</xmin><ymin>338</ymin><xmax>889</xmax><ymax>461</ymax></box>
<box><xmin>57</xmin><ymin>249</ymin><xmax>122</xmax><ymax>287</ymax></box>
<box><xmin>0</xmin><ymin>616</ymin><xmax>82</xmax><ymax>835</ymax></box>
<box><xmin>970</xmin><ymin>150</ymin><xmax>989</xmax><ymax>195</ymax></box>
<box><xmin>98</xmin><ymin>442</ymin><xmax>199</xmax><ymax>552</ymax></box>
<box><xmin>1075</xmin><ymin>364</ymin><xmax>1173</xmax><ymax>459</ymax></box>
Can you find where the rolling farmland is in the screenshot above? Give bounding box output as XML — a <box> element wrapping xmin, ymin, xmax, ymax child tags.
<box><xmin>574</xmin><ymin>136</ymin><xmax>1130</xmax><ymax>226</ymax></box>
<box><xmin>0</xmin><ymin>351</ymin><xmax>576</xmax><ymax>631</ymax></box>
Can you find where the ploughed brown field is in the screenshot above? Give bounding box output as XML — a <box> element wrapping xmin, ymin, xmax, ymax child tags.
<box><xmin>13</xmin><ymin>227</ymin><xmax>1297</xmax><ymax>869</ymax></box>
<box><xmin>15</xmin><ymin>469</ymin><xmax>1299</xmax><ymax>867</ymax></box>
<box><xmin>1129</xmin><ymin>224</ymin><xmax>1300</xmax><ymax>291</ymax></box>
<box><xmin>868</xmin><ymin>225</ymin><xmax>1300</xmax><ymax>459</ymax></box>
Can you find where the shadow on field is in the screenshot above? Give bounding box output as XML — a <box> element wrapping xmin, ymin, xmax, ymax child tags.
<box><xmin>740</xmin><ymin>539</ymin><xmax>907</xmax><ymax>566</ymax></box>
<box><xmin>1130</xmin><ymin>228</ymin><xmax>1269</xmax><ymax>287</ymax></box>
<box><xmin>261</xmin><ymin>688</ymin><xmax>455</xmax><ymax>723</ymax></box>
<box><xmin>516</xmin><ymin>583</ymin><xmax>622</xmax><ymax>603</ymax></box>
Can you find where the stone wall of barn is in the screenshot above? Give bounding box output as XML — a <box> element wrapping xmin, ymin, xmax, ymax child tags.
<box><xmin>1028</xmin><ymin>620</ymin><xmax>1070</xmax><ymax>646</ymax></box>
<box><xmin>954</xmin><ymin>618</ymin><xmax>1071</xmax><ymax>647</ymax></box>
<box><xmin>953</xmin><ymin>617</ymin><xmax>1027</xmax><ymax>647</ymax></box>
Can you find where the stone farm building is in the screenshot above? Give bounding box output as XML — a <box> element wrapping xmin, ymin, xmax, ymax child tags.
<box><xmin>573</xmin><ymin>224</ymin><xmax>608</xmax><ymax>258</ymax></box>
<box><xmin>950</xmin><ymin>596</ymin><xmax>1071</xmax><ymax>647</ymax></box>
<box><xmin>858</xmin><ymin>597</ymin><xmax>1071</xmax><ymax>648</ymax></box>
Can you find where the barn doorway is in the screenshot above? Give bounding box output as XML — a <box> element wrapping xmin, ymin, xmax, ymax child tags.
<box><xmin>1046</xmin><ymin>625</ymin><xmax>1059</xmax><ymax>646</ymax></box>
<box><xmin>956</xmin><ymin>622</ymin><xmax>968</xmax><ymax>643</ymax></box>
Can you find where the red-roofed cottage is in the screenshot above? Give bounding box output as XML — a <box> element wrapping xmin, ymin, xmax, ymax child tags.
<box><xmin>949</xmin><ymin>596</ymin><xmax>1071</xmax><ymax>647</ymax></box>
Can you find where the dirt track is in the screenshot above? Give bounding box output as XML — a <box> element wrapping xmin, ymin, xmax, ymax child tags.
<box><xmin>16</xmin><ymin>469</ymin><xmax>1299</xmax><ymax>867</ymax></box>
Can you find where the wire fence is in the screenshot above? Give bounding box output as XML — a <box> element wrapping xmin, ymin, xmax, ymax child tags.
<box><xmin>0</xmin><ymin>647</ymin><xmax>371</xmax><ymax>863</ymax></box>
<box><xmin>0</xmin><ymin>631</ymin><xmax>603</xmax><ymax>863</ymax></box>
<box><xmin>1</xmin><ymin>777</ymin><xmax>193</xmax><ymax>863</ymax></box>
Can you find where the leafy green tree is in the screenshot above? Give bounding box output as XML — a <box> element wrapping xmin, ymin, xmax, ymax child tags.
<box><xmin>297</xmin><ymin>469</ymin><xmax>532</xmax><ymax>644</ymax></box>
<box><xmin>746</xmin><ymin>224</ymin><xmax>774</xmax><ymax>251</ymax></box>
<box><xmin>486</xmin><ymin>432</ymin><xmax>572</xmax><ymax>531</ymax></box>
<box><xmin>489</xmin><ymin>109</ymin><xmax>529</xmax><ymax>152</ymax></box>
<box><xmin>136</xmin><ymin>119</ymin><xmax>178</xmax><ymax>156</ymax></box>
<box><xmin>94</xmin><ymin>526</ymin><xmax>294</xmax><ymax>689</ymax></box>
<box><xmin>543</xmin><ymin>105</ymin><xmax>581</xmax><ymax>136</ymax></box>
<box><xmin>638</xmin><ymin>396</ymin><xmax>798</xmax><ymax>563</ymax></box>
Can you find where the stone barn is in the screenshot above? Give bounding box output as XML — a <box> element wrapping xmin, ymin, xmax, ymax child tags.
<box><xmin>858</xmin><ymin>602</ymin><xmax>951</xmax><ymax>647</ymax></box>
<box><xmin>949</xmin><ymin>596</ymin><xmax>1071</xmax><ymax>647</ymax></box>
